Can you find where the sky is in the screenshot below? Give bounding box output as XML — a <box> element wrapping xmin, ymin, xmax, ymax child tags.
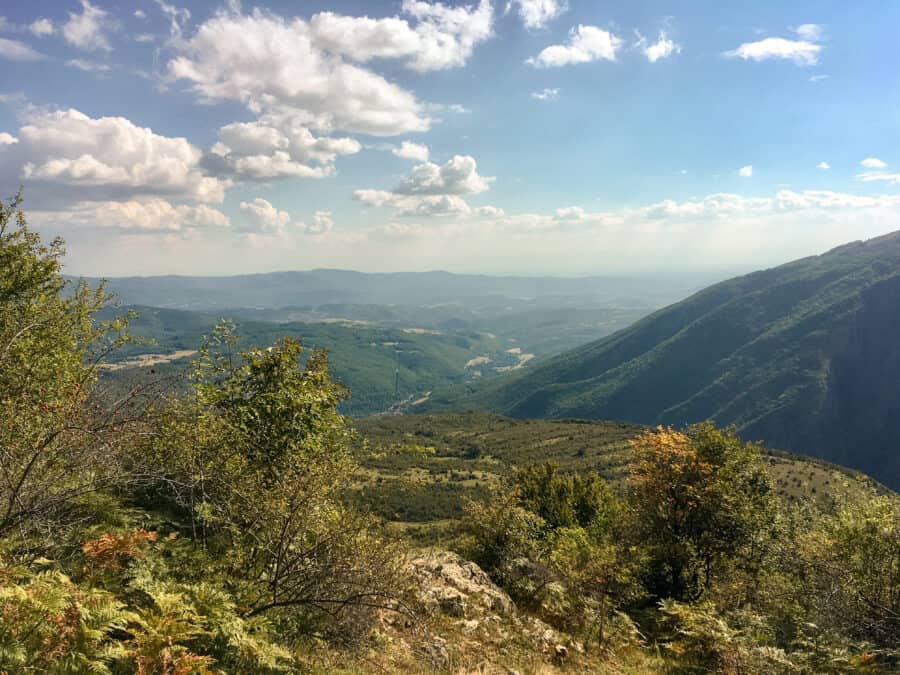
<box><xmin>2</xmin><ymin>0</ymin><xmax>900</xmax><ymax>277</ymax></box>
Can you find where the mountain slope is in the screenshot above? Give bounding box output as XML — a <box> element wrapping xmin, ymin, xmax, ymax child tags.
<box><xmin>429</xmin><ymin>232</ymin><xmax>900</xmax><ymax>489</ymax></box>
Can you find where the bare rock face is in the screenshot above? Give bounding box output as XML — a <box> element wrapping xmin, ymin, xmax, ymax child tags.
<box><xmin>409</xmin><ymin>550</ymin><xmax>515</xmax><ymax>618</ymax></box>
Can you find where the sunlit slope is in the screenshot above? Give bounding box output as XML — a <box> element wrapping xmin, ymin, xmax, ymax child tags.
<box><xmin>431</xmin><ymin>232</ymin><xmax>900</xmax><ymax>489</ymax></box>
<box><xmin>351</xmin><ymin>412</ymin><xmax>890</xmax><ymax>537</ymax></box>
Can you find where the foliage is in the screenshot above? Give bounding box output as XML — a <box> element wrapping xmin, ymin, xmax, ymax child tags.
<box><xmin>628</xmin><ymin>423</ymin><xmax>773</xmax><ymax>602</ymax></box>
<box><xmin>657</xmin><ymin>600</ymin><xmax>796</xmax><ymax>674</ymax></box>
<box><xmin>797</xmin><ymin>495</ymin><xmax>900</xmax><ymax>650</ymax></box>
<box><xmin>464</xmin><ymin>491</ymin><xmax>545</xmax><ymax>590</ymax></box>
<box><xmin>354</xmin><ymin>412</ymin><xmax>874</xmax><ymax>537</ymax></box>
<box><xmin>465</xmin><ymin>463</ymin><xmax>641</xmax><ymax>645</ymax></box>
<box><xmin>516</xmin><ymin>462</ymin><xmax>618</xmax><ymax>531</ymax></box>
<box><xmin>0</xmin><ymin>557</ymin><xmax>131</xmax><ymax>673</ymax></box>
<box><xmin>0</xmin><ymin>527</ymin><xmax>295</xmax><ymax>674</ymax></box>
<box><xmin>0</xmin><ymin>193</ymin><xmax>140</xmax><ymax>542</ymax></box>
<box><xmin>0</xmin><ymin>201</ymin><xmax>407</xmax><ymax>671</ymax></box>
<box><xmin>145</xmin><ymin>324</ymin><xmax>407</xmax><ymax>637</ymax></box>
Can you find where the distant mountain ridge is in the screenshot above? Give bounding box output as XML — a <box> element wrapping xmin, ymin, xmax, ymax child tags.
<box><xmin>430</xmin><ymin>232</ymin><xmax>900</xmax><ymax>489</ymax></box>
<box><xmin>70</xmin><ymin>269</ymin><xmax>706</xmax><ymax>311</ymax></box>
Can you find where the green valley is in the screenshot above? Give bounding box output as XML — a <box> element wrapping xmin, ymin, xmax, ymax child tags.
<box><xmin>99</xmin><ymin>303</ymin><xmax>649</xmax><ymax>416</ymax></box>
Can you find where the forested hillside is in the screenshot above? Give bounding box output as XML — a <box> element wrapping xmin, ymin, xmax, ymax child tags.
<box><xmin>434</xmin><ymin>232</ymin><xmax>900</xmax><ymax>489</ymax></box>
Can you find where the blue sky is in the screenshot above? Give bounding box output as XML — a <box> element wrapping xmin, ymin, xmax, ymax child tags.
<box><xmin>2</xmin><ymin>0</ymin><xmax>900</xmax><ymax>277</ymax></box>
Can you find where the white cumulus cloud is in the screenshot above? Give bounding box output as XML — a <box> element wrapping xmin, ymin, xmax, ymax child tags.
<box><xmin>356</xmin><ymin>154</ymin><xmax>493</xmax><ymax>217</ymax></box>
<box><xmin>4</xmin><ymin>108</ymin><xmax>228</xmax><ymax>204</ymax></box>
<box><xmin>476</xmin><ymin>205</ymin><xmax>505</xmax><ymax>217</ymax></box>
<box><xmin>31</xmin><ymin>198</ymin><xmax>230</xmax><ymax>232</ymax></box>
<box><xmin>240</xmin><ymin>197</ymin><xmax>291</xmax><ymax>235</ymax></box>
<box><xmin>554</xmin><ymin>206</ymin><xmax>587</xmax><ymax>221</ymax></box>
<box><xmin>168</xmin><ymin>7</ymin><xmax>431</xmax><ymax>137</ymax></box>
<box><xmin>794</xmin><ymin>24</ymin><xmax>825</xmax><ymax>42</ymax></box>
<box><xmin>639</xmin><ymin>31</ymin><xmax>681</xmax><ymax>62</ymax></box>
<box><xmin>738</xmin><ymin>165</ymin><xmax>753</xmax><ymax>177</ymax></box>
<box><xmin>28</xmin><ymin>19</ymin><xmax>55</xmax><ymax>37</ymax></box>
<box><xmin>355</xmin><ymin>190</ymin><xmax>473</xmax><ymax>217</ymax></box>
<box><xmin>724</xmin><ymin>27</ymin><xmax>822</xmax><ymax>67</ymax></box>
<box><xmin>310</xmin><ymin>0</ymin><xmax>492</xmax><ymax>73</ymax></box>
<box><xmin>506</xmin><ymin>0</ymin><xmax>567</xmax><ymax>30</ymax></box>
<box><xmin>531</xmin><ymin>88</ymin><xmax>560</xmax><ymax>101</ymax></box>
<box><xmin>527</xmin><ymin>24</ymin><xmax>622</xmax><ymax>67</ymax></box>
<box><xmin>208</xmin><ymin>113</ymin><xmax>361</xmax><ymax>180</ymax></box>
<box><xmin>817</xmin><ymin>161</ymin><xmax>830</xmax><ymax>170</ymax></box>
<box><xmin>861</xmin><ymin>157</ymin><xmax>887</xmax><ymax>169</ymax></box>
<box><xmin>305</xmin><ymin>210</ymin><xmax>334</xmax><ymax>235</ymax></box>
<box><xmin>395</xmin><ymin>155</ymin><xmax>494</xmax><ymax>195</ymax></box>
<box><xmin>392</xmin><ymin>141</ymin><xmax>430</xmax><ymax>162</ymax></box>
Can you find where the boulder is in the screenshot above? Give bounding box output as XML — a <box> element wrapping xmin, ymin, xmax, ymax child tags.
<box><xmin>408</xmin><ymin>550</ymin><xmax>515</xmax><ymax>617</ymax></box>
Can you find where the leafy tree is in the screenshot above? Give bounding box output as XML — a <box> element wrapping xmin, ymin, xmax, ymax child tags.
<box><xmin>0</xmin><ymin>194</ymin><xmax>138</xmax><ymax>542</ymax></box>
<box><xmin>147</xmin><ymin>325</ymin><xmax>406</xmax><ymax>636</ymax></box>
<box><xmin>464</xmin><ymin>490</ymin><xmax>545</xmax><ymax>592</ymax></box>
<box><xmin>628</xmin><ymin>423</ymin><xmax>773</xmax><ymax>602</ymax></box>
<box><xmin>466</xmin><ymin>463</ymin><xmax>640</xmax><ymax>643</ymax></box>
<box><xmin>516</xmin><ymin>462</ymin><xmax>618</xmax><ymax>531</ymax></box>
<box><xmin>547</xmin><ymin>523</ymin><xmax>640</xmax><ymax>646</ymax></box>
<box><xmin>798</xmin><ymin>495</ymin><xmax>900</xmax><ymax>651</ymax></box>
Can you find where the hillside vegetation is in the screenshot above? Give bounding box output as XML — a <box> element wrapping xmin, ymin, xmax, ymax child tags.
<box><xmin>2</xmin><ymin>196</ymin><xmax>899</xmax><ymax>673</ymax></box>
<box><xmin>352</xmin><ymin>412</ymin><xmax>889</xmax><ymax>540</ymax></box>
<box><xmin>433</xmin><ymin>232</ymin><xmax>900</xmax><ymax>489</ymax></box>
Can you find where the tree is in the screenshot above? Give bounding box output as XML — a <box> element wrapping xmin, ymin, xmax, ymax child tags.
<box><xmin>628</xmin><ymin>423</ymin><xmax>773</xmax><ymax>602</ymax></box>
<box><xmin>516</xmin><ymin>462</ymin><xmax>618</xmax><ymax>531</ymax></box>
<box><xmin>466</xmin><ymin>463</ymin><xmax>639</xmax><ymax>644</ymax></box>
<box><xmin>147</xmin><ymin>324</ymin><xmax>405</xmax><ymax>636</ymax></box>
<box><xmin>799</xmin><ymin>495</ymin><xmax>900</xmax><ymax>650</ymax></box>
<box><xmin>547</xmin><ymin>522</ymin><xmax>640</xmax><ymax>647</ymax></box>
<box><xmin>0</xmin><ymin>193</ymin><xmax>139</xmax><ymax>542</ymax></box>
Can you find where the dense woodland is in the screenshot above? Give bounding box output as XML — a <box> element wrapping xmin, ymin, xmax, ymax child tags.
<box><xmin>1</xmin><ymin>194</ymin><xmax>899</xmax><ymax>673</ymax></box>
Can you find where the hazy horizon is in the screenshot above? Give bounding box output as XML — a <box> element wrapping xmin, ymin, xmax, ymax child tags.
<box><xmin>65</xmin><ymin>263</ymin><xmax>751</xmax><ymax>284</ymax></box>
